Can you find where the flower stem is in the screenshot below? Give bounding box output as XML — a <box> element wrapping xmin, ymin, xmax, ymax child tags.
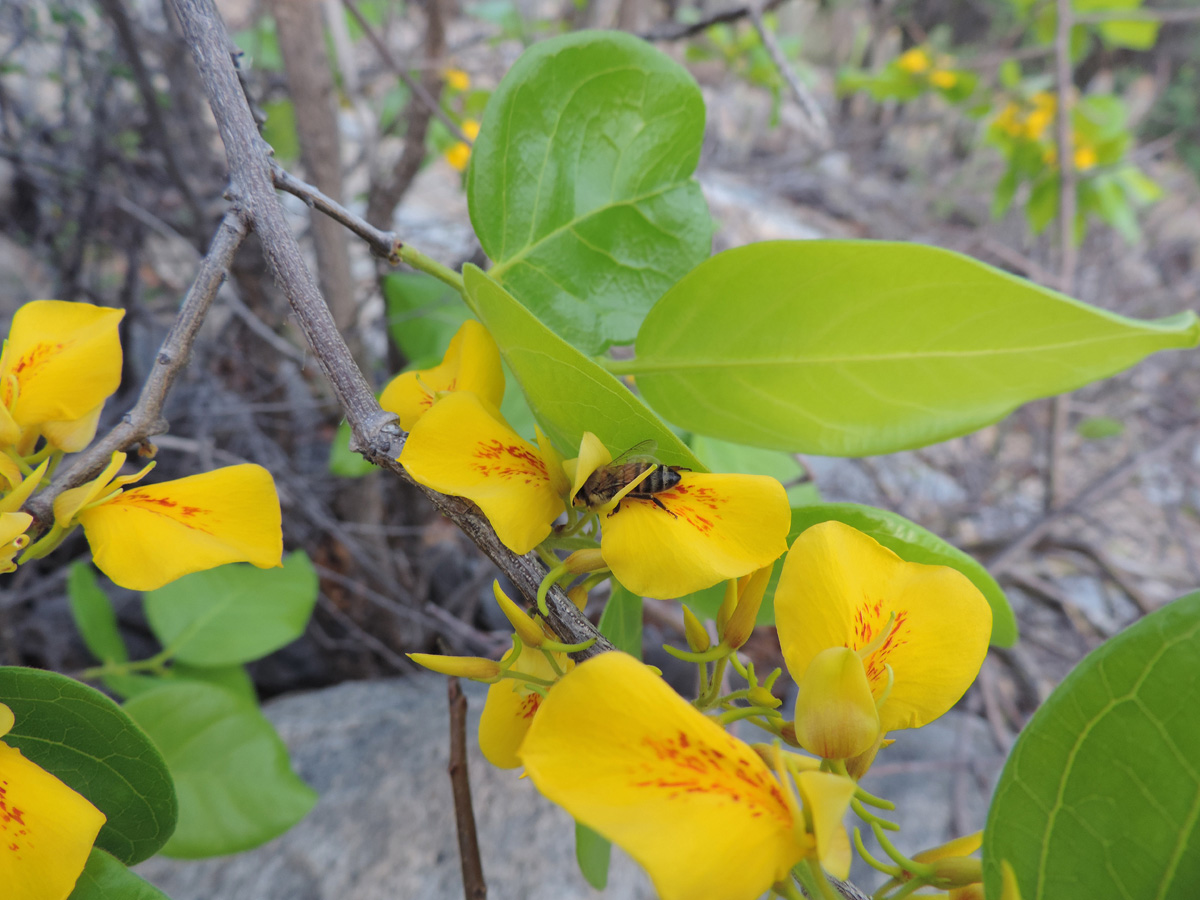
<box><xmin>398</xmin><ymin>244</ymin><xmax>464</xmax><ymax>294</ymax></box>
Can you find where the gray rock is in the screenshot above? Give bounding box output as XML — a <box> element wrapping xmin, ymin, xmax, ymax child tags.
<box><xmin>137</xmin><ymin>676</ymin><xmax>654</xmax><ymax>900</ymax></box>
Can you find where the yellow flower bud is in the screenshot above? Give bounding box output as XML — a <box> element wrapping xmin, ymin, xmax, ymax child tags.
<box><xmin>746</xmin><ymin>685</ymin><xmax>780</xmax><ymax>709</ymax></box>
<box><xmin>792</xmin><ymin>647</ymin><xmax>880</xmax><ymax>760</ymax></box>
<box><xmin>563</xmin><ymin>548</ymin><xmax>606</xmax><ymax>574</ymax></box>
<box><xmin>932</xmin><ymin>856</ymin><xmax>983</xmax><ymax>887</ymax></box>
<box><xmin>443</xmin><ymin>67</ymin><xmax>470</xmax><ymax>92</ymax></box>
<box><xmin>929</xmin><ymin>69</ymin><xmax>958</xmax><ymax>89</ymax></box>
<box><xmin>682</xmin><ymin>604</ymin><xmax>710</xmax><ymax>652</ymax></box>
<box><xmin>407</xmin><ymin>652</ymin><xmax>501</xmax><ymax>681</ymax></box>
<box><xmin>721</xmin><ymin>564</ymin><xmax>771</xmax><ymax>649</ymax></box>
<box><xmin>896</xmin><ymin>47</ymin><xmax>931</xmax><ymax>74</ymax></box>
<box><xmin>445</xmin><ymin>142</ymin><xmax>471</xmax><ymax>171</ymax></box>
<box><xmin>566</xmin><ymin>584</ymin><xmax>589</xmax><ymax>610</ymax></box>
<box><xmin>493</xmin><ymin>581</ymin><xmax>545</xmax><ymax>647</ymax></box>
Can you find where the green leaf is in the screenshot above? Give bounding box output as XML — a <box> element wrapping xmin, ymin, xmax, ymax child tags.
<box><xmin>0</xmin><ymin>667</ymin><xmax>177</xmax><ymax>865</ymax></box>
<box><xmin>69</xmin><ymin>847</ymin><xmax>172</xmax><ymax>900</ymax></box>
<box><xmin>627</xmin><ymin>241</ymin><xmax>1199</xmax><ymax>456</ymax></box>
<box><xmin>463</xmin><ymin>264</ymin><xmax>702</xmax><ymax>468</ymax></box>
<box><xmin>467</xmin><ymin>30</ymin><xmax>712</xmax><ymax>353</ymax></box>
<box><xmin>983</xmin><ymin>591</ymin><xmax>1200</xmax><ymax>900</ymax></box>
<box><xmin>383</xmin><ymin>271</ymin><xmax>469</xmax><ymax>368</ymax></box>
<box><xmin>1027</xmin><ymin>175</ymin><xmax>1060</xmax><ymax>234</ymax></box>
<box><xmin>1076</xmin><ymin>415</ymin><xmax>1125</xmax><ymax>439</ymax></box>
<box><xmin>1097</xmin><ymin>18</ymin><xmax>1159</xmax><ymax>49</ymax></box>
<box><xmin>123</xmin><ymin>681</ymin><xmax>317</xmax><ymax>858</ymax></box>
<box><xmin>143</xmin><ymin>552</ymin><xmax>319</xmax><ymax>667</ymax></box>
<box><xmin>787</xmin><ymin>503</ymin><xmax>1017</xmax><ymax>647</ymax></box>
<box><xmin>599</xmin><ymin>582</ymin><xmax>644</xmax><ymax>658</ymax></box>
<box><xmin>260</xmin><ymin>99</ymin><xmax>299</xmax><ymax>163</ymax></box>
<box><xmin>575</xmin><ymin>821</ymin><xmax>612</xmax><ymax>889</ymax></box>
<box><xmin>104</xmin><ymin>664</ymin><xmax>257</xmax><ymax>705</ymax></box>
<box><xmin>67</xmin><ymin>562</ymin><xmax>128</xmax><ymax>664</ymax></box>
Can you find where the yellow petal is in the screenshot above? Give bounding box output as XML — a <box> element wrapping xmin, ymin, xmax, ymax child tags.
<box><xmin>445</xmin><ymin>142</ymin><xmax>471</xmax><ymax>171</ymax></box>
<box><xmin>40</xmin><ymin>401</ymin><xmax>104</xmax><ymax>453</ymax></box>
<box><xmin>914</xmin><ymin>831</ymin><xmax>983</xmax><ymax>864</ymax></box>
<box><xmin>599</xmin><ymin>473</ymin><xmax>789</xmax><ymax>599</ymax></box>
<box><xmin>520</xmin><ymin>652</ymin><xmax>805</xmax><ymax>900</ymax></box>
<box><xmin>408</xmin><ymin>653</ymin><xmax>502</xmax><ymax>680</ymax></box>
<box><xmin>0</xmin><ymin>460</ymin><xmax>49</xmax><ymax>515</ymax></box>
<box><xmin>76</xmin><ymin>464</ymin><xmax>283</xmax><ymax>591</ymax></box>
<box><xmin>52</xmin><ymin>452</ymin><xmax>130</xmax><ymax>526</ymax></box>
<box><xmin>0</xmin><ymin>300</ymin><xmax>124</xmax><ymax>429</ymax></box>
<box><xmin>400</xmin><ymin>392</ymin><xmax>565</xmax><ymax>554</ymax></box>
<box><xmin>0</xmin><ymin>512</ymin><xmax>32</xmax><ymax>573</ymax></box>
<box><xmin>796</xmin><ymin>771</ymin><xmax>856</xmax><ymax>879</ymax></box>
<box><xmin>569</xmin><ymin>432</ymin><xmax>613</xmax><ymax>504</ymax></box>
<box><xmin>380</xmin><ymin>320</ymin><xmax>504</xmax><ymax>431</ymax></box>
<box><xmin>479</xmin><ymin>647</ymin><xmax>571</xmax><ymax>769</ymax></box>
<box><xmin>0</xmin><ymin>402</ymin><xmax>19</xmax><ymax>447</ymax></box>
<box><xmin>0</xmin><ymin>703</ymin><xmax>12</xmax><ymax>737</ymax></box>
<box><xmin>0</xmin><ymin>740</ymin><xmax>107</xmax><ymax>900</ymax></box>
<box><xmin>775</xmin><ymin>521</ymin><xmax>991</xmax><ymax>733</ymax></box>
<box><xmin>792</xmin><ymin>647</ymin><xmax>881</xmax><ymax>760</ymax></box>
<box><xmin>722</xmin><ymin>563</ymin><xmax>773</xmax><ymax>649</ymax></box>
<box><xmin>492</xmin><ymin>581</ymin><xmax>545</xmax><ymax>648</ymax></box>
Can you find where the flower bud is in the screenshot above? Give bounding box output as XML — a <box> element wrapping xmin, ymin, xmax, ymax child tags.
<box><xmin>566</xmin><ymin>584</ymin><xmax>589</xmax><ymax>611</ymax></box>
<box><xmin>746</xmin><ymin>685</ymin><xmax>781</xmax><ymax>709</ymax></box>
<box><xmin>682</xmin><ymin>604</ymin><xmax>710</xmax><ymax>652</ymax></box>
<box><xmin>932</xmin><ymin>856</ymin><xmax>982</xmax><ymax>887</ymax></box>
<box><xmin>793</xmin><ymin>647</ymin><xmax>880</xmax><ymax>760</ymax></box>
<box><xmin>407</xmin><ymin>653</ymin><xmax>501</xmax><ymax>681</ymax></box>
<box><xmin>949</xmin><ymin>885</ymin><xmax>985</xmax><ymax>900</ymax></box>
<box><xmin>722</xmin><ymin>564</ymin><xmax>771</xmax><ymax>649</ymax></box>
<box><xmin>563</xmin><ymin>548</ymin><xmax>606</xmax><ymax>574</ymax></box>
<box><xmin>492</xmin><ymin>581</ymin><xmax>545</xmax><ymax>647</ymax></box>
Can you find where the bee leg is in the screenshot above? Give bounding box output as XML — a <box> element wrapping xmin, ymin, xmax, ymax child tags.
<box><xmin>652</xmin><ymin>496</ymin><xmax>678</xmax><ymax>518</ymax></box>
<box><xmin>606</xmin><ymin>504</ymin><xmax>622</xmax><ymax>518</ymax></box>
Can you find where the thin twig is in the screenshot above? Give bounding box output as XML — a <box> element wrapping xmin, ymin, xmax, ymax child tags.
<box><xmin>747</xmin><ymin>1</ymin><xmax>830</xmax><ymax>148</ymax></box>
<box><xmin>640</xmin><ymin>0</ymin><xmax>788</xmax><ymax>41</ymax></box>
<box><xmin>273</xmin><ymin>164</ymin><xmax>403</xmax><ymax>262</ymax></box>
<box><xmin>447</xmin><ymin>678</ymin><xmax>488</xmax><ymax>900</ymax></box>
<box><xmin>339</xmin><ymin>0</ymin><xmax>469</xmax><ymax>143</ymax></box>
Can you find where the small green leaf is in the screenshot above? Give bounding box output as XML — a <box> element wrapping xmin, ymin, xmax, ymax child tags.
<box><xmin>468</xmin><ymin>30</ymin><xmax>712</xmax><ymax>353</ymax></box>
<box><xmin>1076</xmin><ymin>415</ymin><xmax>1125</xmax><ymax>439</ymax></box>
<box><xmin>463</xmin><ymin>265</ymin><xmax>702</xmax><ymax>468</ymax></box>
<box><xmin>599</xmin><ymin>582</ymin><xmax>644</xmax><ymax>659</ymax></box>
<box><xmin>104</xmin><ymin>664</ymin><xmax>256</xmax><ymax>705</ymax></box>
<box><xmin>983</xmin><ymin>591</ymin><xmax>1200</xmax><ymax>900</ymax></box>
<box><xmin>0</xmin><ymin>667</ymin><xmax>177</xmax><ymax>864</ymax></box>
<box><xmin>788</xmin><ymin>503</ymin><xmax>1017</xmax><ymax>646</ymax></box>
<box><xmin>1097</xmin><ymin>18</ymin><xmax>1159</xmax><ymax>49</ymax></box>
<box><xmin>628</xmin><ymin>241</ymin><xmax>1199</xmax><ymax>456</ymax></box>
<box><xmin>67</xmin><ymin>562</ymin><xmax>128</xmax><ymax>664</ymax></box>
<box><xmin>329</xmin><ymin>419</ymin><xmax>377</xmax><ymax>478</ymax></box>
<box><xmin>143</xmin><ymin>552</ymin><xmax>318</xmax><ymax>666</ymax></box>
<box><xmin>260</xmin><ymin>99</ymin><xmax>298</xmax><ymax>163</ymax></box>
<box><xmin>69</xmin><ymin>847</ymin><xmax>172</xmax><ymax>900</ymax></box>
<box><xmin>123</xmin><ymin>681</ymin><xmax>316</xmax><ymax>858</ymax></box>
<box><xmin>575</xmin><ymin>821</ymin><xmax>612</xmax><ymax>889</ymax></box>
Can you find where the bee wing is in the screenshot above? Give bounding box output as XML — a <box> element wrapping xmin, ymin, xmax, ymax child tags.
<box><xmin>609</xmin><ymin>440</ymin><xmax>659</xmax><ymax>466</ymax></box>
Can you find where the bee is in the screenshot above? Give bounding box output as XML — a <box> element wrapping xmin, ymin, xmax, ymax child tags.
<box><xmin>575</xmin><ymin>441</ymin><xmax>689</xmax><ymax>516</ymax></box>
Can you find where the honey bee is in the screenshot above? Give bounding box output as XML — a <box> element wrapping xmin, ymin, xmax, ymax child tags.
<box><xmin>574</xmin><ymin>441</ymin><xmax>689</xmax><ymax>516</ymax></box>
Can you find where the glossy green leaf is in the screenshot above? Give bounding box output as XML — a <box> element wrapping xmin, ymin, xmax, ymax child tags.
<box><xmin>628</xmin><ymin>241</ymin><xmax>1199</xmax><ymax>456</ymax></box>
<box><xmin>67</xmin><ymin>562</ymin><xmax>128</xmax><ymax>664</ymax></box>
<box><xmin>983</xmin><ymin>591</ymin><xmax>1200</xmax><ymax>900</ymax></box>
<box><xmin>0</xmin><ymin>667</ymin><xmax>177</xmax><ymax>865</ymax></box>
<box><xmin>69</xmin><ymin>847</ymin><xmax>172</xmax><ymax>900</ymax></box>
<box><xmin>123</xmin><ymin>681</ymin><xmax>316</xmax><ymax>858</ymax></box>
<box><xmin>599</xmin><ymin>582</ymin><xmax>643</xmax><ymax>659</ymax></box>
<box><xmin>575</xmin><ymin>821</ymin><xmax>612</xmax><ymax>889</ymax></box>
<box><xmin>143</xmin><ymin>552</ymin><xmax>318</xmax><ymax>666</ymax></box>
<box><xmin>463</xmin><ymin>265</ymin><xmax>702</xmax><ymax>468</ymax></box>
<box><xmin>788</xmin><ymin>503</ymin><xmax>1017</xmax><ymax>646</ymax></box>
<box><xmin>383</xmin><ymin>271</ymin><xmax>468</xmax><ymax>369</ymax></box>
<box><xmin>105</xmin><ymin>664</ymin><xmax>257</xmax><ymax>705</ymax></box>
<box><xmin>468</xmin><ymin>30</ymin><xmax>712</xmax><ymax>353</ymax></box>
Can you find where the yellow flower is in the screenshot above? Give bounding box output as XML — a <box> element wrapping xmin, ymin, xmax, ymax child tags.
<box><xmin>929</xmin><ymin>69</ymin><xmax>959</xmax><ymax>89</ymax></box>
<box><xmin>0</xmin><ymin>511</ymin><xmax>32</xmax><ymax>574</ymax></box>
<box><xmin>775</xmin><ymin>521</ymin><xmax>991</xmax><ymax>749</ymax></box>
<box><xmin>479</xmin><ymin>644</ymin><xmax>573</xmax><ymax>769</ymax></box>
<box><xmin>896</xmin><ymin>47</ymin><xmax>932</xmax><ymax>74</ymax></box>
<box><xmin>520</xmin><ymin>652</ymin><xmax>818</xmax><ymax>900</ymax></box>
<box><xmin>53</xmin><ymin>452</ymin><xmax>283</xmax><ymax>591</ymax></box>
<box><xmin>0</xmin><ymin>300</ymin><xmax>124</xmax><ymax>453</ymax></box>
<box><xmin>400</xmin><ymin>392</ymin><xmax>568</xmax><ymax>554</ymax></box>
<box><xmin>0</xmin><ymin>702</ymin><xmax>107</xmax><ymax>900</ymax></box>
<box><xmin>1024</xmin><ymin>92</ymin><xmax>1056</xmax><ymax>141</ymax></box>
<box><xmin>1073</xmin><ymin>144</ymin><xmax>1098</xmax><ymax>171</ymax></box>
<box><xmin>445</xmin><ymin>142</ymin><xmax>471</xmax><ymax>172</ymax></box>
<box><xmin>568</xmin><ymin>432</ymin><xmax>789</xmax><ymax>599</ymax></box>
<box><xmin>994</xmin><ymin>102</ymin><xmax>1023</xmax><ymax>137</ymax></box>
<box><xmin>444</xmin><ymin>120</ymin><xmax>481</xmax><ymax>172</ymax></box>
<box><xmin>379</xmin><ymin>320</ymin><xmax>504</xmax><ymax>431</ymax></box>
<box><xmin>443</xmin><ymin>67</ymin><xmax>470</xmax><ymax>92</ymax></box>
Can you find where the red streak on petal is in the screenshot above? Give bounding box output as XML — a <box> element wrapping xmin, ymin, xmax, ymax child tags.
<box><xmin>470</xmin><ymin>439</ymin><xmax>550</xmax><ymax>484</ymax></box>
